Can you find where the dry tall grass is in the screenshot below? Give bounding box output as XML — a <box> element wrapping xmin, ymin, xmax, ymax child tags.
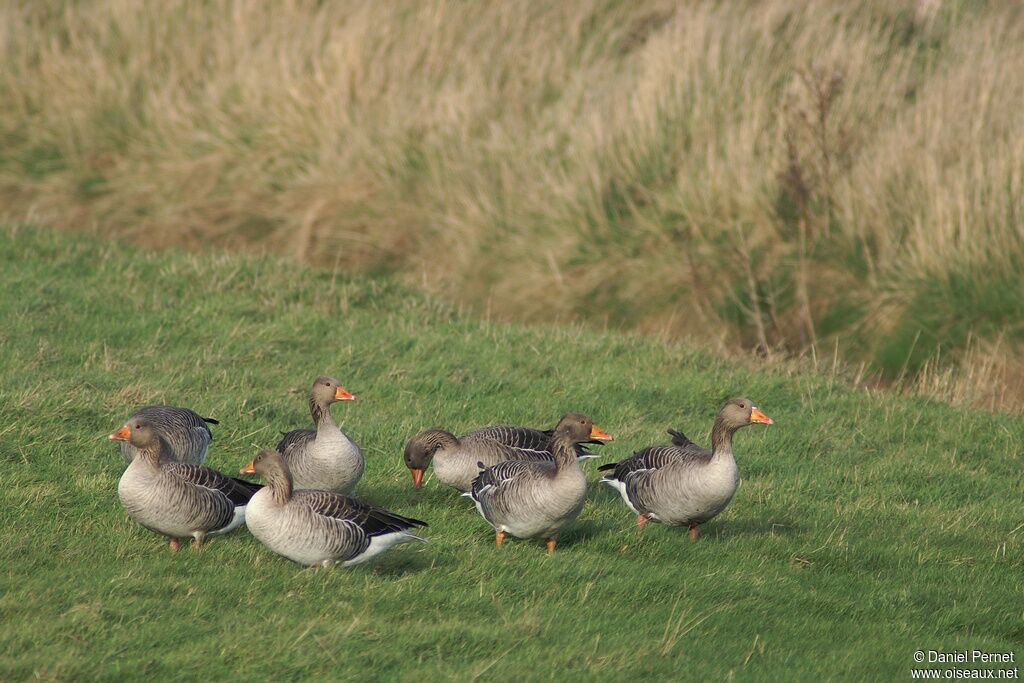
<box><xmin>2</xmin><ymin>1</ymin><xmax>1022</xmax><ymax>409</ymax></box>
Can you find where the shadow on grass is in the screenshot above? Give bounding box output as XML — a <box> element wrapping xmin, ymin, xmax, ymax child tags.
<box><xmin>556</xmin><ymin>519</ymin><xmax>614</xmax><ymax>548</ymax></box>
<box><xmin>713</xmin><ymin>517</ymin><xmax>802</xmax><ymax>539</ymax></box>
<box><xmin>360</xmin><ymin>479</ymin><xmax>466</xmax><ymax>510</ymax></box>
<box><xmin>368</xmin><ymin>549</ymin><xmax>436</xmax><ymax>577</ymax></box>
<box><xmin>588</xmin><ymin>485</ymin><xmax>802</xmax><ymax>541</ymax></box>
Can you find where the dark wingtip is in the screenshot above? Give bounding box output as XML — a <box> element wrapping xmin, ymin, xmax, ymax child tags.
<box><xmin>597</xmin><ymin>462</ymin><xmax>618</xmax><ymax>472</ymax></box>
<box><xmin>230</xmin><ymin>477</ymin><xmax>264</xmax><ymax>493</ymax></box>
<box><xmin>382</xmin><ymin>511</ymin><xmax>429</xmax><ymax>530</ymax></box>
<box><xmin>476</xmin><ymin>461</ymin><xmax>486</xmax><ymax>471</ymax></box>
<box><xmin>202</xmin><ymin>416</ymin><xmax>220</xmax><ymax>425</ymax></box>
<box><xmin>667</xmin><ymin>428</ymin><xmax>694</xmax><ymax>446</ymax></box>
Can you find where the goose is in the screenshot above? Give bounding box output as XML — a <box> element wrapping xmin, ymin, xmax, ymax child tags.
<box><xmin>240</xmin><ymin>450</ymin><xmax>427</xmax><ymax>567</ymax></box>
<box><xmin>404</xmin><ymin>420</ymin><xmax>605</xmax><ymax>491</ymax></box>
<box><xmin>111</xmin><ymin>418</ymin><xmax>260</xmax><ymax>552</ymax></box>
<box><xmin>118</xmin><ymin>405</ymin><xmax>218</xmax><ymax>465</ymax></box>
<box><xmin>467</xmin><ymin>414</ymin><xmax>612</xmax><ymax>554</ymax></box>
<box><xmin>598</xmin><ymin>398</ymin><xmax>772</xmax><ymax>541</ymax></box>
<box><xmin>277</xmin><ymin>376</ymin><xmax>362</xmax><ymax>493</ymax></box>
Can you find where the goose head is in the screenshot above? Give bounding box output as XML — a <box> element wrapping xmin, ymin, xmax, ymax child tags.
<box><xmin>109</xmin><ymin>418</ymin><xmax>160</xmax><ymax>449</ymax></box>
<box><xmin>109</xmin><ymin>418</ymin><xmax>166</xmax><ymax>462</ymax></box>
<box><xmin>403</xmin><ymin>429</ymin><xmax>457</xmax><ymax>488</ymax></box>
<box><xmin>240</xmin><ymin>449</ymin><xmax>292</xmax><ymax>501</ymax></box>
<box><xmin>718</xmin><ymin>398</ymin><xmax>773</xmax><ymax>430</ymax></box>
<box><xmin>552</xmin><ymin>413</ymin><xmax>613</xmax><ymax>445</ymax></box>
<box><xmin>240</xmin><ymin>449</ymin><xmax>288</xmax><ymax>478</ymax></box>
<box><xmin>310</xmin><ymin>376</ymin><xmax>355</xmax><ymax>407</ymax></box>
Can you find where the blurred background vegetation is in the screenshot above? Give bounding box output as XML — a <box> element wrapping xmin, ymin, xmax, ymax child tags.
<box><xmin>2</xmin><ymin>0</ymin><xmax>1022</xmax><ymax>409</ymax></box>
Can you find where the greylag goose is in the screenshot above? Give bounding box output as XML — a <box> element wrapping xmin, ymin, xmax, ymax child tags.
<box><xmin>404</xmin><ymin>420</ymin><xmax>605</xmax><ymax>491</ymax></box>
<box><xmin>598</xmin><ymin>398</ymin><xmax>773</xmax><ymax>541</ymax></box>
<box><xmin>111</xmin><ymin>418</ymin><xmax>260</xmax><ymax>552</ymax></box>
<box><xmin>467</xmin><ymin>414</ymin><xmax>612</xmax><ymax>554</ymax></box>
<box><xmin>240</xmin><ymin>450</ymin><xmax>427</xmax><ymax>567</ymax></box>
<box><xmin>118</xmin><ymin>405</ymin><xmax>218</xmax><ymax>465</ymax></box>
<box><xmin>277</xmin><ymin>376</ymin><xmax>362</xmax><ymax>493</ymax></box>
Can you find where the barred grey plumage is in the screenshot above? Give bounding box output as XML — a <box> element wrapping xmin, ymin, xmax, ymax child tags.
<box><xmin>114</xmin><ymin>419</ymin><xmax>259</xmax><ymax>551</ymax></box>
<box><xmin>467</xmin><ymin>414</ymin><xmax>611</xmax><ymax>553</ymax></box>
<box><xmin>471</xmin><ymin>424</ymin><xmax>601</xmax><ymax>457</ymax></box>
<box><xmin>404</xmin><ymin>418</ymin><xmax>603</xmax><ymax>492</ymax></box>
<box><xmin>243</xmin><ymin>450</ymin><xmax>427</xmax><ymax>567</ymax></box>
<box><xmin>118</xmin><ymin>405</ymin><xmax>217</xmax><ymax>465</ymax></box>
<box><xmin>599</xmin><ymin>398</ymin><xmax>772</xmax><ymax>538</ymax></box>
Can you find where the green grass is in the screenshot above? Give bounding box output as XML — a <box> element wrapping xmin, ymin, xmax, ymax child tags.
<box><xmin>1</xmin><ymin>225</ymin><xmax>1021</xmax><ymax>681</ymax></box>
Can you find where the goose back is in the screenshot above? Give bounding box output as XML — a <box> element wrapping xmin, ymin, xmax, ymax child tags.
<box><xmin>245</xmin><ymin>487</ymin><xmax>426</xmax><ymax>566</ymax></box>
<box><xmin>470</xmin><ymin>425</ymin><xmax>599</xmax><ymax>458</ymax></box>
<box><xmin>433</xmin><ymin>436</ymin><xmax>555</xmax><ymax>492</ymax></box>
<box><xmin>119</xmin><ymin>406</ymin><xmax>217</xmax><ymax>465</ymax></box>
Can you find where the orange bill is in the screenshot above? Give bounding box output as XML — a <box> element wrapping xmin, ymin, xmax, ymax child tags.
<box><xmin>335</xmin><ymin>386</ymin><xmax>356</xmax><ymax>401</ymax></box>
<box><xmin>109</xmin><ymin>425</ymin><xmax>131</xmax><ymax>441</ymax></box>
<box><xmin>239</xmin><ymin>460</ymin><xmax>257</xmax><ymax>475</ymax></box>
<box><xmin>750</xmin><ymin>407</ymin><xmax>774</xmax><ymax>425</ymax></box>
<box><xmin>589</xmin><ymin>425</ymin><xmax>614</xmax><ymax>442</ymax></box>
<box><xmin>410</xmin><ymin>468</ymin><xmax>425</xmax><ymax>488</ymax></box>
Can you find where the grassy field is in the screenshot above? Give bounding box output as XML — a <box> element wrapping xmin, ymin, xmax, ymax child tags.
<box><xmin>2</xmin><ymin>1</ymin><xmax>1024</xmax><ymax>408</ymax></box>
<box><xmin>1</xmin><ymin>225</ymin><xmax>1021</xmax><ymax>680</ymax></box>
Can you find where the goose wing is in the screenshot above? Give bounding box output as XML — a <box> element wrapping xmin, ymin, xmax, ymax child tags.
<box><xmin>469</xmin><ymin>425</ymin><xmax>550</xmax><ymax>451</ymax></box>
<box><xmin>470</xmin><ymin>460</ymin><xmax>548</xmax><ymax>499</ymax></box>
<box><xmin>599</xmin><ymin>442</ymin><xmax>712</xmax><ymax>515</ymax></box>
<box><xmin>467</xmin><ymin>426</ymin><xmax>598</xmax><ymax>460</ymax></box>
<box><xmin>165</xmin><ymin>463</ymin><xmax>260</xmax><ymax>506</ymax></box>
<box><xmin>469</xmin><ymin>459</ymin><xmax>554</xmax><ymax>527</ymax></box>
<box><xmin>457</xmin><ymin>435</ymin><xmax>555</xmax><ymax>468</ymax></box>
<box><xmin>293</xmin><ymin>491</ymin><xmax>428</xmax><ymax>535</ymax></box>
<box><xmin>667</xmin><ymin>428</ymin><xmax>695</xmax><ymax>448</ymax></box>
<box><xmin>598</xmin><ymin>441</ymin><xmax>711</xmax><ymax>482</ymax></box>
<box><xmin>276</xmin><ymin>429</ymin><xmax>316</xmax><ymax>458</ymax></box>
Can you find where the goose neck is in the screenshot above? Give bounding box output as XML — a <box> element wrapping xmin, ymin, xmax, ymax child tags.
<box><xmin>310</xmin><ymin>396</ymin><xmax>336</xmax><ymax>430</ymax></box>
<box><xmin>551</xmin><ymin>436</ymin><xmax>579</xmax><ymax>472</ymax></box>
<box><xmin>266</xmin><ymin>467</ymin><xmax>293</xmax><ymax>505</ymax></box>
<box><xmin>710</xmin><ymin>417</ymin><xmax>736</xmax><ymax>459</ymax></box>
<box><xmin>138</xmin><ymin>436</ymin><xmax>172</xmax><ymax>468</ymax></box>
